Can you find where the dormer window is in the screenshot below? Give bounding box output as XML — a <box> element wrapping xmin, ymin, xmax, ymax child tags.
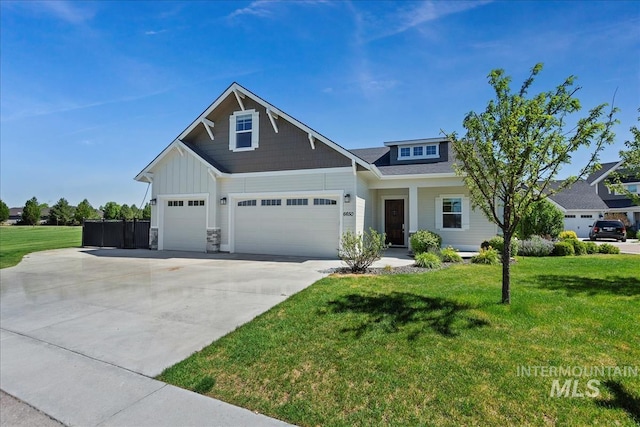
<box><xmin>229</xmin><ymin>109</ymin><xmax>260</xmax><ymax>152</ymax></box>
<box><xmin>397</xmin><ymin>143</ymin><xmax>439</xmax><ymax>160</ymax></box>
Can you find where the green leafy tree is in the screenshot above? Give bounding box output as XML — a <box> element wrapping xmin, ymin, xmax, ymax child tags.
<box><xmin>606</xmin><ymin>110</ymin><xmax>640</xmax><ymax>205</ymax></box>
<box><xmin>445</xmin><ymin>63</ymin><xmax>617</xmax><ymax>304</ymax></box>
<box><xmin>0</xmin><ymin>199</ymin><xmax>9</xmax><ymax>223</ymax></box>
<box><xmin>142</xmin><ymin>203</ymin><xmax>151</xmax><ymax>220</ymax></box>
<box><xmin>516</xmin><ymin>199</ymin><xmax>564</xmax><ymax>239</ymax></box>
<box><xmin>21</xmin><ymin>197</ymin><xmax>42</xmax><ymax>225</ymax></box>
<box><xmin>48</xmin><ymin>198</ymin><xmax>75</xmax><ymax>225</ymax></box>
<box><xmin>101</xmin><ymin>202</ymin><xmax>121</xmax><ymax>220</ymax></box>
<box><xmin>130</xmin><ymin>204</ymin><xmax>143</xmax><ymax>219</ymax></box>
<box><xmin>119</xmin><ymin>204</ymin><xmax>133</xmax><ymax>220</ymax></box>
<box><xmin>74</xmin><ymin>199</ymin><xmax>99</xmax><ymax>223</ymax></box>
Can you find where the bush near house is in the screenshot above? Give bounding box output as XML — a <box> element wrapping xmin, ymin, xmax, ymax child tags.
<box><xmin>481</xmin><ymin>236</ymin><xmax>518</xmax><ymax>257</ymax></box>
<box><xmin>584</xmin><ymin>241</ymin><xmax>599</xmax><ymax>254</ymax></box>
<box><xmin>552</xmin><ymin>241</ymin><xmax>575</xmax><ymax>256</ymax></box>
<box><xmin>338</xmin><ymin>228</ymin><xmax>387</xmax><ymax>273</ymax></box>
<box><xmin>558</xmin><ymin>230</ymin><xmax>578</xmax><ymax>240</ymax></box>
<box><xmin>471</xmin><ymin>247</ymin><xmax>500</xmax><ymax>264</ymax></box>
<box><xmin>598</xmin><ymin>243</ymin><xmax>620</xmax><ymax>254</ymax></box>
<box><xmin>636</xmin><ymin>230</ymin><xmax>640</xmax><ymax>239</ymax></box>
<box><xmin>566</xmin><ymin>238</ymin><xmax>587</xmax><ymax>255</ymax></box>
<box><xmin>414</xmin><ymin>252</ymin><xmax>442</xmax><ymax>269</ymax></box>
<box><xmin>410</xmin><ymin>230</ymin><xmax>442</xmax><ymax>254</ymax></box>
<box><xmin>517</xmin><ymin>236</ymin><xmax>554</xmax><ymax>257</ymax></box>
<box><xmin>440</xmin><ymin>246</ymin><xmax>463</xmax><ymax>263</ymax></box>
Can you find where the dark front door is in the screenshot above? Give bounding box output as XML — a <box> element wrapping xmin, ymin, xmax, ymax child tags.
<box><xmin>385</xmin><ymin>199</ymin><xmax>405</xmax><ymax>246</ymax></box>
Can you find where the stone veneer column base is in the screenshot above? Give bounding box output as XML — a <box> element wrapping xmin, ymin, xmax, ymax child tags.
<box><xmin>149</xmin><ymin>228</ymin><xmax>158</xmax><ymax>250</ymax></box>
<box><xmin>206</xmin><ymin>228</ymin><xmax>221</xmax><ymax>253</ymax></box>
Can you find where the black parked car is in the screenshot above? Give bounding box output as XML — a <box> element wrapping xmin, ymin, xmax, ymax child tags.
<box><xmin>589</xmin><ymin>220</ymin><xmax>627</xmax><ymax>242</ymax></box>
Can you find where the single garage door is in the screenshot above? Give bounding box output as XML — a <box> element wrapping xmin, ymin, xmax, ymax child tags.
<box><xmin>163</xmin><ymin>199</ymin><xmax>206</xmax><ymax>251</ymax></box>
<box><xmin>234</xmin><ymin>196</ymin><xmax>340</xmax><ymax>257</ymax></box>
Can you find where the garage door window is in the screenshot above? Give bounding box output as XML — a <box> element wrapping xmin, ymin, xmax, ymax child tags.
<box><xmin>286</xmin><ymin>198</ymin><xmax>308</xmax><ymax>206</ymax></box>
<box><xmin>314</xmin><ymin>198</ymin><xmax>337</xmax><ymax>205</ymax></box>
<box><xmin>238</xmin><ymin>200</ymin><xmax>257</xmax><ymax>207</ymax></box>
<box><xmin>168</xmin><ymin>200</ymin><xmax>184</xmax><ymax>207</ymax></box>
<box><xmin>188</xmin><ymin>200</ymin><xmax>205</xmax><ymax>206</ymax></box>
<box><xmin>261</xmin><ymin>199</ymin><xmax>282</xmax><ymax>206</ymax></box>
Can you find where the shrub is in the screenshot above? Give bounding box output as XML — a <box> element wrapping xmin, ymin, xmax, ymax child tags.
<box><xmin>637</xmin><ymin>230</ymin><xmax>640</xmax><ymax>239</ymax></box>
<box><xmin>471</xmin><ymin>247</ymin><xmax>500</xmax><ymax>265</ymax></box>
<box><xmin>552</xmin><ymin>241</ymin><xmax>575</xmax><ymax>256</ymax></box>
<box><xmin>517</xmin><ymin>235</ymin><xmax>554</xmax><ymax>257</ymax></box>
<box><xmin>568</xmin><ymin>238</ymin><xmax>587</xmax><ymax>255</ymax></box>
<box><xmin>598</xmin><ymin>243</ymin><xmax>620</xmax><ymax>254</ymax></box>
<box><xmin>440</xmin><ymin>246</ymin><xmax>463</xmax><ymax>263</ymax></box>
<box><xmin>410</xmin><ymin>230</ymin><xmax>442</xmax><ymax>254</ymax></box>
<box><xmin>516</xmin><ymin>199</ymin><xmax>564</xmax><ymax>239</ymax></box>
<box><xmin>584</xmin><ymin>241</ymin><xmax>599</xmax><ymax>254</ymax></box>
<box><xmin>338</xmin><ymin>228</ymin><xmax>388</xmax><ymax>273</ymax></box>
<box><xmin>485</xmin><ymin>236</ymin><xmax>518</xmax><ymax>257</ymax></box>
<box><xmin>558</xmin><ymin>230</ymin><xmax>578</xmax><ymax>240</ymax></box>
<box><xmin>415</xmin><ymin>252</ymin><xmax>442</xmax><ymax>269</ymax></box>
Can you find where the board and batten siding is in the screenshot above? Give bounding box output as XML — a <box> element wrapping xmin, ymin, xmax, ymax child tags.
<box><xmin>417</xmin><ymin>187</ymin><xmax>498</xmax><ymax>250</ymax></box>
<box><xmin>217</xmin><ymin>169</ymin><xmax>356</xmax><ymax>248</ymax></box>
<box><xmin>150</xmin><ymin>148</ymin><xmax>217</xmax><ymax>228</ymax></box>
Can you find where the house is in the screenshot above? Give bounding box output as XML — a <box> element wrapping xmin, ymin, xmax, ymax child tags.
<box><xmin>587</xmin><ymin>161</ymin><xmax>640</xmax><ymax>230</ymax></box>
<box><xmin>5</xmin><ymin>207</ymin><xmax>50</xmax><ymax>225</ymax></box>
<box><xmin>546</xmin><ymin>181</ymin><xmax>608</xmax><ymax>238</ymax></box>
<box><xmin>135</xmin><ymin>83</ymin><xmax>499</xmax><ymax>257</ymax></box>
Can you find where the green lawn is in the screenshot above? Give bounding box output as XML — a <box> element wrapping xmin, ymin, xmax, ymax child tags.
<box><xmin>0</xmin><ymin>226</ymin><xmax>82</xmax><ymax>269</ymax></box>
<box><xmin>159</xmin><ymin>256</ymin><xmax>640</xmax><ymax>426</ymax></box>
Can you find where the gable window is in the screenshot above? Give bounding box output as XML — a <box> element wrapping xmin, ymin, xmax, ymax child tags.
<box><xmin>435</xmin><ymin>195</ymin><xmax>469</xmax><ymax>231</ymax></box>
<box><xmin>398</xmin><ymin>143</ymin><xmax>439</xmax><ymax>160</ymax></box>
<box><xmin>229</xmin><ymin>109</ymin><xmax>260</xmax><ymax>152</ymax></box>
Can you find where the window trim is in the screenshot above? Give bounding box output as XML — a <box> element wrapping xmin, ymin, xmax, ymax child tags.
<box><xmin>229</xmin><ymin>109</ymin><xmax>260</xmax><ymax>152</ymax></box>
<box><xmin>435</xmin><ymin>195</ymin><xmax>470</xmax><ymax>231</ymax></box>
<box><xmin>397</xmin><ymin>143</ymin><xmax>439</xmax><ymax>160</ymax></box>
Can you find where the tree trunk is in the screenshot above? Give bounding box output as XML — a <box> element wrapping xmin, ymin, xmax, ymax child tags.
<box><xmin>502</xmin><ymin>231</ymin><xmax>512</xmax><ymax>304</ymax></box>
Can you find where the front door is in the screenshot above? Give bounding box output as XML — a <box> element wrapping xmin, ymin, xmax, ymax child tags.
<box><xmin>385</xmin><ymin>199</ymin><xmax>405</xmax><ymax>246</ymax></box>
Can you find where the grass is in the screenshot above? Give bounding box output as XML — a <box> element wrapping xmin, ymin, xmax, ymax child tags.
<box><xmin>158</xmin><ymin>256</ymin><xmax>640</xmax><ymax>426</ymax></box>
<box><xmin>0</xmin><ymin>226</ymin><xmax>82</xmax><ymax>269</ymax></box>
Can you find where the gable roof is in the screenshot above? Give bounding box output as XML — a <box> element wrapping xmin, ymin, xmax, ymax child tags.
<box><xmin>546</xmin><ymin>180</ymin><xmax>608</xmax><ymax>211</ymax></box>
<box><xmin>587</xmin><ymin>161</ymin><xmax>623</xmax><ymax>185</ymax></box>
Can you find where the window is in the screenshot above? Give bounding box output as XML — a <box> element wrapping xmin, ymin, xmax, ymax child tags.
<box><xmin>397</xmin><ymin>143</ymin><xmax>439</xmax><ymax>160</ymax></box>
<box><xmin>237</xmin><ymin>200</ymin><xmax>257</xmax><ymax>207</ymax></box>
<box><xmin>187</xmin><ymin>200</ymin><xmax>205</xmax><ymax>206</ymax></box>
<box><xmin>167</xmin><ymin>200</ymin><xmax>184</xmax><ymax>207</ymax></box>
<box><xmin>565</xmin><ymin>214</ymin><xmax>576</xmax><ymax>218</ymax></box>
<box><xmin>313</xmin><ymin>198</ymin><xmax>337</xmax><ymax>205</ymax></box>
<box><xmin>627</xmin><ymin>184</ymin><xmax>638</xmax><ymax>194</ymax></box>
<box><xmin>261</xmin><ymin>199</ymin><xmax>282</xmax><ymax>206</ymax></box>
<box><xmin>581</xmin><ymin>214</ymin><xmax>593</xmax><ymax>219</ymax></box>
<box><xmin>229</xmin><ymin>109</ymin><xmax>259</xmax><ymax>152</ymax></box>
<box><xmin>435</xmin><ymin>195</ymin><xmax>469</xmax><ymax>231</ymax></box>
<box><xmin>286</xmin><ymin>198</ymin><xmax>308</xmax><ymax>206</ymax></box>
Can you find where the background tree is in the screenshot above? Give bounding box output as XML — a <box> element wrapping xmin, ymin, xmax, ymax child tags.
<box><xmin>516</xmin><ymin>199</ymin><xmax>564</xmax><ymax>239</ymax></box>
<box><xmin>606</xmin><ymin>110</ymin><xmax>640</xmax><ymax>205</ymax></box>
<box><xmin>48</xmin><ymin>198</ymin><xmax>75</xmax><ymax>225</ymax></box>
<box><xmin>142</xmin><ymin>203</ymin><xmax>151</xmax><ymax>220</ymax></box>
<box><xmin>21</xmin><ymin>197</ymin><xmax>42</xmax><ymax>225</ymax></box>
<box><xmin>101</xmin><ymin>201</ymin><xmax>121</xmax><ymax>220</ymax></box>
<box><xmin>445</xmin><ymin>63</ymin><xmax>616</xmax><ymax>304</ymax></box>
<box><xmin>119</xmin><ymin>204</ymin><xmax>133</xmax><ymax>220</ymax></box>
<box><xmin>74</xmin><ymin>199</ymin><xmax>99</xmax><ymax>223</ymax></box>
<box><xmin>0</xmin><ymin>199</ymin><xmax>9</xmax><ymax>223</ymax></box>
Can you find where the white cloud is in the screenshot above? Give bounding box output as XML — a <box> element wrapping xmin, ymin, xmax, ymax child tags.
<box><xmin>228</xmin><ymin>0</ymin><xmax>277</xmax><ymax>19</ymax></box>
<box><xmin>38</xmin><ymin>0</ymin><xmax>95</xmax><ymax>24</ymax></box>
<box><xmin>144</xmin><ymin>29</ymin><xmax>168</xmax><ymax>36</ymax></box>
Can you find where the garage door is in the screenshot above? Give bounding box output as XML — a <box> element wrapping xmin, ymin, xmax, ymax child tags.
<box><xmin>234</xmin><ymin>196</ymin><xmax>340</xmax><ymax>257</ymax></box>
<box><xmin>162</xmin><ymin>199</ymin><xmax>206</xmax><ymax>251</ymax></box>
<box><xmin>564</xmin><ymin>214</ymin><xmax>595</xmax><ymax>238</ymax></box>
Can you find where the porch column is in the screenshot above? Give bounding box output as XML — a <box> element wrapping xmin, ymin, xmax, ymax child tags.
<box><xmin>409</xmin><ymin>185</ymin><xmax>419</xmax><ymax>234</ymax></box>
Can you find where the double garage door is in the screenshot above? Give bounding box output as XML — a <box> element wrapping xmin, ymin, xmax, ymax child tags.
<box><xmin>234</xmin><ymin>196</ymin><xmax>340</xmax><ymax>258</ymax></box>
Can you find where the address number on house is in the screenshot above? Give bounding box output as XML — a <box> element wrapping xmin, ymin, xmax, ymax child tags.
<box><xmin>343</xmin><ymin>212</ymin><xmax>354</xmax><ymax>216</ymax></box>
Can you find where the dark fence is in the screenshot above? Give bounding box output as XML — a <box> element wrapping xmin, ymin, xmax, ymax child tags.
<box><xmin>83</xmin><ymin>219</ymin><xmax>150</xmax><ymax>249</ymax></box>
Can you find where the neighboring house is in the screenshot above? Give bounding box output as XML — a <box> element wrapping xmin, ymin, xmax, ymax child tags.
<box><xmin>135</xmin><ymin>83</ymin><xmax>498</xmax><ymax>257</ymax></box>
<box><xmin>6</xmin><ymin>207</ymin><xmax>50</xmax><ymax>225</ymax></box>
<box><xmin>546</xmin><ymin>181</ymin><xmax>608</xmax><ymax>238</ymax></box>
<box><xmin>588</xmin><ymin>161</ymin><xmax>640</xmax><ymax>230</ymax></box>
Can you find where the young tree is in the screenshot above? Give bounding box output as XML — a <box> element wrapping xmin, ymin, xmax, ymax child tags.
<box><xmin>445</xmin><ymin>63</ymin><xmax>616</xmax><ymax>304</ymax></box>
<box><xmin>0</xmin><ymin>199</ymin><xmax>9</xmax><ymax>223</ymax></box>
<box><xmin>606</xmin><ymin>111</ymin><xmax>640</xmax><ymax>205</ymax></box>
<box><xmin>101</xmin><ymin>201</ymin><xmax>121</xmax><ymax>220</ymax></box>
<box><xmin>74</xmin><ymin>199</ymin><xmax>99</xmax><ymax>223</ymax></box>
<box><xmin>516</xmin><ymin>199</ymin><xmax>564</xmax><ymax>239</ymax></box>
<box><xmin>48</xmin><ymin>198</ymin><xmax>75</xmax><ymax>225</ymax></box>
<box><xmin>21</xmin><ymin>197</ymin><xmax>42</xmax><ymax>225</ymax></box>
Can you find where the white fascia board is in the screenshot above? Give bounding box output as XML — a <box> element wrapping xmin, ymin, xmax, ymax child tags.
<box><xmin>225</xmin><ymin>166</ymin><xmax>352</xmax><ymax>179</ymax></box>
<box><xmin>177</xmin><ymin>83</ymin><xmax>372</xmax><ymax>171</ymax></box>
<box><xmin>590</xmin><ymin>160</ymin><xmax>624</xmax><ymax>186</ymax></box>
<box><xmin>134</xmin><ymin>140</ymin><xmax>226</xmax><ymax>182</ymax></box>
<box><xmin>384</xmin><ymin>137</ymin><xmax>449</xmax><ymax>147</ymax></box>
<box><xmin>378</xmin><ymin>172</ymin><xmax>459</xmax><ymax>180</ymax></box>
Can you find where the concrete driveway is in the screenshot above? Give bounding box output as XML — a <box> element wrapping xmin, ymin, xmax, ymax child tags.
<box><xmin>0</xmin><ymin>248</ymin><xmax>342</xmax><ymax>426</ymax></box>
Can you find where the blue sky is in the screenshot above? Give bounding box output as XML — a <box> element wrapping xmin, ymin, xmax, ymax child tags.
<box><xmin>1</xmin><ymin>0</ymin><xmax>638</xmax><ymax>209</ymax></box>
